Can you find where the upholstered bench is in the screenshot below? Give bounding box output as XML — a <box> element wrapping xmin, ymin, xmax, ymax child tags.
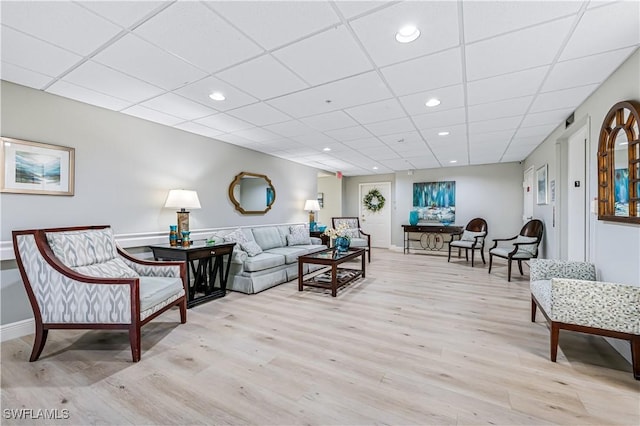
<box><xmin>13</xmin><ymin>225</ymin><xmax>187</xmax><ymax>362</ymax></box>
<box><xmin>530</xmin><ymin>259</ymin><xmax>640</xmax><ymax>379</ymax></box>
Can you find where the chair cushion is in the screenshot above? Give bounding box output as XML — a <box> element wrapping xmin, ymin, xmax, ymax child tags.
<box><xmin>490</xmin><ymin>247</ymin><xmax>531</xmax><ymax>259</ymax></box>
<box><xmin>47</xmin><ymin>228</ymin><xmax>118</xmax><ymax>267</ymax></box>
<box><xmin>72</xmin><ymin>257</ymin><xmax>138</xmax><ymax>278</ymax></box>
<box><xmin>450</xmin><ymin>240</ymin><xmax>475</xmax><ymax>249</ymax></box>
<box><xmin>139</xmin><ymin>276</ymin><xmax>184</xmax><ymax>312</ymax></box>
<box><xmin>252</xmin><ymin>227</ymin><xmax>285</xmax><ymax>250</ymax></box>
<box><xmin>349</xmin><ymin>237</ymin><xmax>368</xmax><ymax>248</ymax></box>
<box><xmin>287</xmin><ymin>224</ymin><xmax>311</xmax><ymax>245</ymax></box>
<box><xmin>460</xmin><ymin>230</ymin><xmax>486</xmax><ymax>242</ymax></box>
<box><xmin>515</xmin><ymin>235</ymin><xmax>538</xmax><ymax>256</ymax></box>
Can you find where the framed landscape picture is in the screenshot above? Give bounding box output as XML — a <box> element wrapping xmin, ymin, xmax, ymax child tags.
<box><xmin>1</xmin><ymin>137</ymin><xmax>75</xmax><ymax>195</ymax></box>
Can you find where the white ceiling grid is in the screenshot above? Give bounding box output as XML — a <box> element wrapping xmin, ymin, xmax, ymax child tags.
<box><xmin>1</xmin><ymin>0</ymin><xmax>638</xmax><ymax>176</ymax></box>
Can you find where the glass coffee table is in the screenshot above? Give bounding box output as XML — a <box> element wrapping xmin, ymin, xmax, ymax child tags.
<box><xmin>297</xmin><ymin>247</ymin><xmax>366</xmax><ymax>297</ymax></box>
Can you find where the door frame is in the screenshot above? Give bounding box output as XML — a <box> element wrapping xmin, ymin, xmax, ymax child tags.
<box><xmin>358</xmin><ymin>181</ymin><xmax>392</xmax><ymax>248</ymax></box>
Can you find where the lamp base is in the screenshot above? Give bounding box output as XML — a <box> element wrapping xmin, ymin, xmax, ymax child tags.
<box><xmin>177</xmin><ymin>211</ymin><xmax>190</xmax><ymax>238</ymax></box>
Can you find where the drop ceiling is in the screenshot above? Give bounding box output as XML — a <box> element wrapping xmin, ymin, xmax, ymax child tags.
<box><xmin>1</xmin><ymin>1</ymin><xmax>639</xmax><ymax>176</ymax></box>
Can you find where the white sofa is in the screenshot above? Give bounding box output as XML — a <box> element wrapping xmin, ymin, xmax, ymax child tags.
<box><xmin>210</xmin><ymin>224</ymin><xmax>327</xmax><ymax>294</ymax></box>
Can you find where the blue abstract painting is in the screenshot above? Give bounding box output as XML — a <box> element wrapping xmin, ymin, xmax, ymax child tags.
<box><xmin>413</xmin><ymin>181</ymin><xmax>456</xmax><ymax>223</ymax></box>
<box><xmin>614</xmin><ymin>168</ymin><xmax>629</xmax><ymax>216</ymax></box>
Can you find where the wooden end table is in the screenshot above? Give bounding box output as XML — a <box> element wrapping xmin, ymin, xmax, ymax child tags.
<box><xmin>149</xmin><ymin>242</ymin><xmax>235</xmax><ymax>308</ymax></box>
<box><xmin>298</xmin><ymin>247</ymin><xmax>366</xmax><ymax>297</ymax></box>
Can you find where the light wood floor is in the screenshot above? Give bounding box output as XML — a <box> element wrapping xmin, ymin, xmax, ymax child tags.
<box><xmin>2</xmin><ymin>250</ymin><xmax>638</xmax><ymax>425</ymax></box>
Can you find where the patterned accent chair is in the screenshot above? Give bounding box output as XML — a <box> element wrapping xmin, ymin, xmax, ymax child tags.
<box><xmin>12</xmin><ymin>225</ymin><xmax>187</xmax><ymax>362</ymax></box>
<box><xmin>448</xmin><ymin>217</ymin><xmax>488</xmax><ymax>267</ymax></box>
<box><xmin>331</xmin><ymin>217</ymin><xmax>371</xmax><ymax>262</ymax></box>
<box><xmin>530</xmin><ymin>259</ymin><xmax>640</xmax><ymax>380</ymax></box>
<box><xmin>488</xmin><ymin>219</ymin><xmax>544</xmax><ymax>281</ymax></box>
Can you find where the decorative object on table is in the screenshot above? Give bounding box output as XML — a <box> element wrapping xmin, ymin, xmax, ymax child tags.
<box><xmin>441</xmin><ymin>220</ymin><xmax>451</xmax><ymax>226</ymax></box>
<box><xmin>0</xmin><ymin>137</ymin><xmax>75</xmax><ymax>196</ymax></box>
<box><xmin>206</xmin><ymin>236</ymin><xmax>216</xmax><ymax>246</ymax></box>
<box><xmin>409</xmin><ymin>210</ymin><xmax>419</xmax><ymax>226</ymax></box>
<box><xmin>363</xmin><ymin>188</ymin><xmax>385</xmax><ymax>212</ymax></box>
<box><xmin>316</xmin><ymin>224</ymin><xmax>327</xmax><ymax>232</ymax></box>
<box><xmin>317</xmin><ymin>192</ymin><xmax>324</xmax><ymax>208</ymax></box>
<box><xmin>536</xmin><ymin>164</ymin><xmax>548</xmax><ymax>205</ymax></box>
<box><xmin>334</xmin><ymin>236</ymin><xmax>350</xmax><ymax>253</ymax></box>
<box><xmin>165</xmin><ymin>189</ymin><xmax>201</xmax><ymax>238</ymax></box>
<box><xmin>330</xmin><ymin>217</ymin><xmax>372</xmax><ymax>262</ymax></box>
<box><xmin>412</xmin><ymin>181</ymin><xmax>455</xmax><ymax>223</ymax></box>
<box><xmin>169</xmin><ymin>225</ymin><xmax>178</xmax><ymax>246</ymax></box>
<box><xmin>181</xmin><ymin>231</ymin><xmax>191</xmax><ymax>247</ymax></box>
<box><xmin>304</xmin><ymin>199</ymin><xmax>321</xmax><ymax>231</ymax></box>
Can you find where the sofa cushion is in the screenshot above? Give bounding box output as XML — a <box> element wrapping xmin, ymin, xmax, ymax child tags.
<box><xmin>139</xmin><ymin>276</ymin><xmax>184</xmax><ymax>312</ymax></box>
<box><xmin>47</xmin><ymin>228</ymin><xmax>118</xmax><ymax>267</ymax></box>
<box><xmin>265</xmin><ymin>247</ymin><xmax>308</xmax><ymax>264</ymax></box>
<box><xmin>252</xmin><ymin>227</ymin><xmax>285</xmax><ymax>250</ymax></box>
<box><xmin>243</xmin><ymin>252</ymin><xmax>286</xmax><ymax>272</ymax></box>
<box><xmin>72</xmin><ymin>257</ymin><xmax>138</xmax><ymax>278</ymax></box>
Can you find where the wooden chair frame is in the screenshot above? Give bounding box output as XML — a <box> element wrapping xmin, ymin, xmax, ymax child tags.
<box><xmin>488</xmin><ymin>219</ymin><xmax>544</xmax><ymax>281</ymax></box>
<box><xmin>331</xmin><ymin>217</ymin><xmax>371</xmax><ymax>262</ymax></box>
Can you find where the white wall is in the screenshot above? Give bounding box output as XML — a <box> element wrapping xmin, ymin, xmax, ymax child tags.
<box><xmin>317</xmin><ymin>175</ymin><xmax>342</xmax><ymax>226</ymax></box>
<box><xmin>344</xmin><ymin>164</ymin><xmax>524</xmax><ymax>248</ymax></box>
<box><xmin>0</xmin><ymin>81</ymin><xmax>320</xmax><ymax>325</ymax></box>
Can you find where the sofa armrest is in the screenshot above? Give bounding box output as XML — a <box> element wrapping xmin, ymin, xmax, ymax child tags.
<box><xmin>550</xmin><ymin>278</ymin><xmax>640</xmax><ymax>334</ymax></box>
<box><xmin>530</xmin><ymin>259</ymin><xmax>596</xmax><ymax>282</ymax></box>
<box><xmin>310</xmin><ymin>236</ymin><xmax>322</xmax><ymax>245</ymax></box>
<box><xmin>231</xmin><ymin>246</ymin><xmax>248</xmax><ymax>264</ymax></box>
<box><xmin>118</xmin><ymin>247</ymin><xmax>184</xmax><ymax>278</ymax></box>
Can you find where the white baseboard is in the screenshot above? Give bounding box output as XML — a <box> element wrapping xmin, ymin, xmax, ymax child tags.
<box><xmin>0</xmin><ymin>318</ymin><xmax>34</xmax><ymax>342</ymax></box>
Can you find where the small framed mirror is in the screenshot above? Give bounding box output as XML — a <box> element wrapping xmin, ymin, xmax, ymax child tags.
<box><xmin>597</xmin><ymin>100</ymin><xmax>640</xmax><ymax>224</ymax></box>
<box><xmin>228</xmin><ymin>172</ymin><xmax>276</xmax><ymax>215</ymax></box>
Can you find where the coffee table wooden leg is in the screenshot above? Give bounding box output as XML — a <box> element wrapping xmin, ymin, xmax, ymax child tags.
<box><xmin>331</xmin><ymin>264</ymin><xmax>337</xmax><ymax>297</ymax></box>
<box><xmin>298</xmin><ymin>260</ymin><xmax>303</xmax><ymax>292</ymax></box>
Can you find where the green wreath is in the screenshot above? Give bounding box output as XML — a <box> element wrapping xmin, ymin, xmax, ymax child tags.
<box><xmin>363</xmin><ymin>188</ymin><xmax>386</xmax><ymax>212</ymax></box>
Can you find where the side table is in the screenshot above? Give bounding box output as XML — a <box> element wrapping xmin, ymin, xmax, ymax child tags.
<box><xmin>149</xmin><ymin>242</ymin><xmax>235</xmax><ymax>308</ymax></box>
<box><xmin>310</xmin><ymin>231</ymin><xmax>330</xmax><ymax>247</ymax></box>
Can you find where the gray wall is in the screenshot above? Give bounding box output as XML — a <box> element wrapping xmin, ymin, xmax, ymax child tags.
<box><xmin>343</xmin><ymin>164</ymin><xmax>524</xmax><ymax>249</ymax></box>
<box><xmin>0</xmin><ymin>81</ymin><xmax>319</xmax><ymax>325</ymax></box>
<box><xmin>317</xmin><ymin>175</ymin><xmax>342</xmax><ymax>226</ymax></box>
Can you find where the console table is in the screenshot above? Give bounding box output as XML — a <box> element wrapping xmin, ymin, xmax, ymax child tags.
<box><xmin>149</xmin><ymin>242</ymin><xmax>235</xmax><ymax>308</ymax></box>
<box><xmin>402</xmin><ymin>224</ymin><xmax>463</xmax><ymax>254</ymax></box>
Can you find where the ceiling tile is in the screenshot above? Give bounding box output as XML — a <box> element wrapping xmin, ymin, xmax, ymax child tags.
<box><xmin>194</xmin><ymin>113</ymin><xmax>254</xmax><ymax>133</ymax></box>
<box><xmin>140</xmin><ymin>93</ymin><xmax>214</xmax><ymax>120</ymax></box>
<box><xmin>421</xmin><ymin>124</ymin><xmax>467</xmax><ymax>141</ymax></box>
<box><xmin>543</xmin><ymin>47</ymin><xmax>636</xmax><ymax>92</ymax></box>
<box><xmin>381</xmin><ymin>48</ymin><xmax>463</xmax><ymax>96</ymax></box>
<box><xmin>350</xmin><ymin>1</ymin><xmax>459</xmax><ymax>67</ymax></box>
<box><xmin>399</xmin><ymin>85</ymin><xmax>465</xmax><ymax>116</ymax></box>
<box><xmin>560</xmin><ymin>1</ymin><xmax>640</xmax><ymax>61</ymax></box>
<box><xmin>463</xmin><ymin>1</ymin><xmax>582</xmax><ymax>43</ymax></box>
<box><xmin>0</xmin><ymin>61</ymin><xmax>53</xmax><ymax>89</ymax></box>
<box><xmin>529</xmin><ymin>84</ymin><xmax>599</xmax><ymax>113</ymax></box>
<box><xmin>121</xmin><ymin>105</ymin><xmax>183</xmax><ymax>126</ymax></box>
<box><xmin>379</xmin><ymin>130</ymin><xmax>424</xmax><ymax>146</ymax></box>
<box><xmin>296</xmin><ymin>132</ymin><xmax>339</xmax><ymax>146</ymax></box>
<box><xmin>173</xmin><ymin>122</ymin><xmax>225</xmax><ymax>139</ymax></box>
<box><xmin>47</xmin><ymin>80</ymin><xmax>131</xmax><ymax>111</ymax></box>
<box><xmin>216</xmin><ymin>54</ymin><xmax>309</xmax><ymax>100</ymax></box>
<box><xmin>210</xmin><ymin>1</ymin><xmax>340</xmax><ymax>50</ymax></box>
<box><xmin>300</xmin><ymin>111</ymin><xmax>359</xmax><ymax>131</ymax></box>
<box><xmin>263</xmin><ymin>120</ymin><xmax>315</xmax><ymax>138</ymax></box>
<box><xmin>342</xmin><ymin>137</ymin><xmax>386</xmax><ymax>150</ymax></box>
<box><xmin>513</xmin><ymin>124</ymin><xmax>558</xmax><ymax>139</ymax></box>
<box><xmin>379</xmin><ymin>158</ymin><xmax>414</xmax><ymax>171</ymax></box>
<box><xmin>469</xmin><ymin>130</ymin><xmax>515</xmax><ymax>145</ymax></box>
<box><xmin>467</xmin><ymin>67</ymin><xmax>548</xmax><ymax>105</ymax></box>
<box><xmin>363</xmin><ymin>146</ymin><xmax>400</xmax><ymax>160</ymax></box>
<box><xmin>520</xmin><ymin>109</ymin><xmax>573</xmax><ymax>128</ymax></box>
<box><xmin>267</xmin><ymin>71</ymin><xmax>393</xmax><ymax>118</ymax></box>
<box><xmin>78</xmin><ymin>1</ymin><xmax>167</xmax><ymax>29</ymax></box>
<box><xmin>324</xmin><ymin>125</ymin><xmax>373</xmax><ymax>142</ymax></box>
<box><xmin>2</xmin><ymin>1</ymin><xmax>122</xmax><ymax>55</ymax></box>
<box><xmin>467</xmin><ymin>97</ymin><xmax>533</xmax><ymax>122</ymax></box>
<box><xmin>134</xmin><ymin>2</ymin><xmax>262</xmax><ymax>73</ymax></box>
<box><xmin>468</xmin><ymin>116</ymin><xmax>523</xmax><ymax>134</ymax></box>
<box><xmin>1</xmin><ymin>27</ymin><xmax>82</xmax><ymax>77</ymax></box>
<box><xmin>345</xmin><ymin>98</ymin><xmax>406</xmax><ymax>125</ymax></box>
<box><xmin>92</xmin><ymin>34</ymin><xmax>207</xmax><ymax>90</ymax></box>
<box><xmin>364</xmin><ymin>117</ymin><xmax>415</xmax><ymax>137</ymax></box>
<box><xmin>273</xmin><ymin>25</ymin><xmax>372</xmax><ymax>86</ymax></box>
<box><xmin>412</xmin><ymin>107</ymin><xmax>467</xmax><ymax>130</ymax></box>
<box><xmin>408</xmin><ymin>155</ymin><xmax>440</xmax><ymax>169</ymax></box>
<box><xmin>226</xmin><ymin>103</ymin><xmax>292</xmax><ymax>126</ymax></box>
<box><xmin>465</xmin><ymin>17</ymin><xmax>574</xmax><ymax>81</ymax></box>
<box><xmin>334</xmin><ymin>1</ymin><xmax>393</xmax><ymax>19</ymax></box>
<box><xmin>232</xmin><ymin>127</ymin><xmax>281</xmax><ymax>143</ymax></box>
<box><xmin>175</xmin><ymin>76</ymin><xmax>258</xmax><ymax>112</ymax></box>
<box><xmin>61</xmin><ymin>61</ymin><xmax>164</xmax><ymax>103</ymax></box>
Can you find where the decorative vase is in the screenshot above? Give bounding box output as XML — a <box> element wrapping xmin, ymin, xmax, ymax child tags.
<box><xmin>181</xmin><ymin>231</ymin><xmax>191</xmax><ymax>247</ymax></box>
<box><xmin>169</xmin><ymin>225</ymin><xmax>178</xmax><ymax>246</ymax></box>
<box><xmin>335</xmin><ymin>236</ymin><xmax>350</xmax><ymax>253</ymax></box>
<box><xmin>409</xmin><ymin>210</ymin><xmax>419</xmax><ymax>226</ymax></box>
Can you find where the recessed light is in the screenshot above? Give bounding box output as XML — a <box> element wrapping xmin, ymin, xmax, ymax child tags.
<box><xmin>209</xmin><ymin>92</ymin><xmax>225</xmax><ymax>101</ymax></box>
<box><xmin>323</xmin><ymin>147</ymin><xmax>331</xmax><ymax>152</ymax></box>
<box><xmin>449</xmin><ymin>160</ymin><xmax>457</xmax><ymax>164</ymax></box>
<box><xmin>396</xmin><ymin>25</ymin><xmax>420</xmax><ymax>43</ymax></box>
<box><xmin>438</xmin><ymin>131</ymin><xmax>450</xmax><ymax>136</ymax></box>
<box><xmin>425</xmin><ymin>98</ymin><xmax>441</xmax><ymax>107</ymax></box>
<box><xmin>373</xmin><ymin>166</ymin><xmax>379</xmax><ymax>170</ymax></box>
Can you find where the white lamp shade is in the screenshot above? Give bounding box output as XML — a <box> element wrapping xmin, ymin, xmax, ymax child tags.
<box><xmin>165</xmin><ymin>189</ymin><xmax>201</xmax><ymax>209</ymax></box>
<box><xmin>304</xmin><ymin>199</ymin><xmax>320</xmax><ymax>211</ymax></box>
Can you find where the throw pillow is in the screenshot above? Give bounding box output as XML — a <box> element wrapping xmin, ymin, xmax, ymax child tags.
<box><xmin>461</xmin><ymin>230</ymin><xmax>486</xmax><ymax>242</ymax></box>
<box><xmin>288</xmin><ymin>225</ymin><xmax>311</xmax><ymax>245</ymax></box>
<box><xmin>514</xmin><ymin>235</ymin><xmax>538</xmax><ymax>256</ymax></box>
<box><xmin>72</xmin><ymin>257</ymin><xmax>138</xmax><ymax>278</ymax></box>
<box><xmin>242</xmin><ymin>240</ymin><xmax>263</xmax><ymax>257</ymax></box>
<box><xmin>224</xmin><ymin>229</ymin><xmax>263</xmax><ymax>256</ymax></box>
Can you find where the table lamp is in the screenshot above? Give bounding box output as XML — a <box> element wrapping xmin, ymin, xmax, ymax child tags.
<box><xmin>165</xmin><ymin>189</ymin><xmax>201</xmax><ymax>239</ymax></box>
<box><xmin>304</xmin><ymin>199</ymin><xmax>321</xmax><ymax>231</ymax></box>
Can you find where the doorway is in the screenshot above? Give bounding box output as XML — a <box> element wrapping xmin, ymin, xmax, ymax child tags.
<box><xmin>359</xmin><ymin>182</ymin><xmax>391</xmax><ymax>248</ymax></box>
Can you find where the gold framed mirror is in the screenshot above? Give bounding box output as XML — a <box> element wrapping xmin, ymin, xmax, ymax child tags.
<box><xmin>597</xmin><ymin>100</ymin><xmax>640</xmax><ymax>224</ymax></box>
<box><xmin>228</xmin><ymin>171</ymin><xmax>276</xmax><ymax>215</ymax></box>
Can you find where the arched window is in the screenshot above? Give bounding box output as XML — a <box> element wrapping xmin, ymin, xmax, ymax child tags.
<box><xmin>597</xmin><ymin>100</ymin><xmax>640</xmax><ymax>223</ymax></box>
